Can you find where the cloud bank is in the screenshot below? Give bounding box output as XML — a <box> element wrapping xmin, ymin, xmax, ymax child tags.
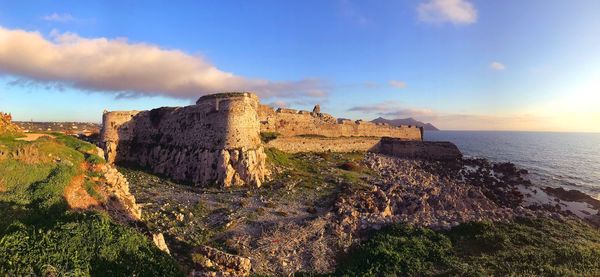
<box><xmin>418</xmin><ymin>0</ymin><xmax>478</xmax><ymax>25</ymax></box>
<box><xmin>0</xmin><ymin>26</ymin><xmax>327</xmax><ymax>100</ymax></box>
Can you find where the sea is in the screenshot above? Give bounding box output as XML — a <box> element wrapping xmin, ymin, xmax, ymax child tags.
<box><xmin>424</xmin><ymin>131</ymin><xmax>600</xmax><ymax>199</ymax></box>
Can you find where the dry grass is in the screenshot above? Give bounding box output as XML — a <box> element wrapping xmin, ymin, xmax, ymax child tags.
<box><xmin>231</xmin><ymin>216</ymin><xmax>340</xmax><ymax>275</ymax></box>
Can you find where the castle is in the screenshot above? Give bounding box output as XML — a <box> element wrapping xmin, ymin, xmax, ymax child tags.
<box><xmin>100</xmin><ymin>92</ymin><xmax>431</xmax><ymax>187</ymax></box>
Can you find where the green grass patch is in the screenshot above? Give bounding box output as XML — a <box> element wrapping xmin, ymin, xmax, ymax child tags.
<box><xmin>84</xmin><ymin>178</ymin><xmax>103</xmax><ymax>201</ymax></box>
<box><xmin>0</xmin><ymin>212</ymin><xmax>181</xmax><ymax>276</ymax></box>
<box><xmin>263</xmin><ymin>149</ymin><xmax>371</xmax><ymax>206</ymax></box>
<box><xmin>0</xmin><ymin>135</ymin><xmax>182</xmax><ymax>275</ymax></box>
<box><xmin>52</xmin><ymin>132</ymin><xmax>96</xmax><ymax>154</ymax></box>
<box><xmin>336</xmin><ymin>218</ymin><xmax>600</xmax><ymax>276</ymax></box>
<box><xmin>85</xmin><ymin>153</ymin><xmax>105</xmax><ymax>165</ymax></box>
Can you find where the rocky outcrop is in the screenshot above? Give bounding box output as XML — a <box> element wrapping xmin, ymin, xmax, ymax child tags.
<box><xmin>101</xmin><ymin>164</ymin><xmax>142</xmax><ymax>221</ymax></box>
<box><xmin>192</xmin><ymin>246</ymin><xmax>251</xmax><ymax>276</ymax></box>
<box><xmin>335</xmin><ymin>154</ymin><xmax>514</xmax><ymax>238</ymax></box>
<box><xmin>152</xmin><ymin>233</ymin><xmax>171</xmax><ymax>255</ymax></box>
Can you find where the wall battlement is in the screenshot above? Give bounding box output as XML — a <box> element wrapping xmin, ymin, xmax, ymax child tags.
<box><xmin>100</xmin><ymin>92</ymin><xmax>423</xmax><ymax>187</ymax></box>
<box><xmin>258</xmin><ymin>104</ymin><xmax>423</xmax><ymax>140</ymax></box>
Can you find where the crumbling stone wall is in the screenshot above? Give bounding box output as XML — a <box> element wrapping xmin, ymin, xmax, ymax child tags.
<box><xmin>101</xmin><ymin>93</ymin><xmax>427</xmax><ymax>187</ymax></box>
<box><xmin>258</xmin><ymin>105</ymin><xmax>423</xmax><ymax>140</ymax></box>
<box><xmin>101</xmin><ymin>93</ymin><xmax>269</xmax><ymax>187</ymax></box>
<box><xmin>377</xmin><ymin>138</ymin><xmax>462</xmax><ymax>161</ymax></box>
<box><xmin>265</xmin><ymin>136</ymin><xmax>382</xmax><ymax>153</ymax></box>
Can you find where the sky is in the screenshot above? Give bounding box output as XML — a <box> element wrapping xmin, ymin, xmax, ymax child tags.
<box><xmin>0</xmin><ymin>0</ymin><xmax>599</xmax><ymax>132</ymax></box>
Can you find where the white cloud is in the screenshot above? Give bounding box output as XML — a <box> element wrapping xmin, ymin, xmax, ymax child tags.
<box><xmin>389</xmin><ymin>80</ymin><xmax>407</xmax><ymax>89</ymax></box>
<box><xmin>0</xmin><ymin>26</ymin><xmax>327</xmax><ymax>100</ymax></box>
<box><xmin>42</xmin><ymin>13</ymin><xmax>76</xmax><ymax>22</ymax></box>
<box><xmin>490</xmin><ymin>62</ymin><xmax>506</xmax><ymax>71</ymax></box>
<box><xmin>417</xmin><ymin>0</ymin><xmax>478</xmax><ymax>25</ymax></box>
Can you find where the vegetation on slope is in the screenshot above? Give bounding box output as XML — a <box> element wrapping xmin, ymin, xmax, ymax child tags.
<box><xmin>0</xmin><ymin>133</ymin><xmax>181</xmax><ymax>276</ymax></box>
<box><xmin>337</xmin><ymin>218</ymin><xmax>600</xmax><ymax>276</ymax></box>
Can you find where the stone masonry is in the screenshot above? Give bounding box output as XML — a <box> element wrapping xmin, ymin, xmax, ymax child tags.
<box><xmin>100</xmin><ymin>92</ymin><xmax>424</xmax><ymax>187</ymax></box>
<box><xmin>101</xmin><ymin>93</ymin><xmax>269</xmax><ymax>187</ymax></box>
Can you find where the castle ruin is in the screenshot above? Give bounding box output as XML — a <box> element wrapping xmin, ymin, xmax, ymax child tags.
<box><xmin>100</xmin><ymin>92</ymin><xmax>425</xmax><ymax>187</ymax></box>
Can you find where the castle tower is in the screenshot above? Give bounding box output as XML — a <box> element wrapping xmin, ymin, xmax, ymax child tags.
<box><xmin>100</xmin><ymin>92</ymin><xmax>269</xmax><ymax>187</ymax></box>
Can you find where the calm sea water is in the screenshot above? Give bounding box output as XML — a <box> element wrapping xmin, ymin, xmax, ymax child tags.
<box><xmin>424</xmin><ymin>131</ymin><xmax>600</xmax><ymax>199</ymax></box>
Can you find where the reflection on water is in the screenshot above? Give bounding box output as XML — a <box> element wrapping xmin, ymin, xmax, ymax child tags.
<box><xmin>425</xmin><ymin>131</ymin><xmax>600</xmax><ymax>198</ymax></box>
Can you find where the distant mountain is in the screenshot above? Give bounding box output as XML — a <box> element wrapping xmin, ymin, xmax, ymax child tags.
<box><xmin>371</xmin><ymin>117</ymin><xmax>439</xmax><ymax>131</ymax></box>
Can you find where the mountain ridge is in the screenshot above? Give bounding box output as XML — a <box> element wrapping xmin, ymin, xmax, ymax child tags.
<box><xmin>371</xmin><ymin>117</ymin><xmax>439</xmax><ymax>131</ymax></box>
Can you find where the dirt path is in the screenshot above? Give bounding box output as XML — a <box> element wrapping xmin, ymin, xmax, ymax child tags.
<box><xmin>64</xmin><ymin>174</ymin><xmax>101</xmax><ymax>210</ymax></box>
<box><xmin>16</xmin><ymin>133</ymin><xmax>55</xmax><ymax>141</ymax></box>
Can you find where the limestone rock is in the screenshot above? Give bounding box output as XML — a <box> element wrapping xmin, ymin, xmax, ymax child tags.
<box><xmin>102</xmin><ymin>164</ymin><xmax>142</xmax><ymax>221</ymax></box>
<box><xmin>152</xmin><ymin>233</ymin><xmax>170</xmax><ymax>255</ymax></box>
<box><xmin>312</xmin><ymin>104</ymin><xmax>321</xmax><ymax>114</ymax></box>
<box><xmin>192</xmin><ymin>246</ymin><xmax>251</xmax><ymax>277</ymax></box>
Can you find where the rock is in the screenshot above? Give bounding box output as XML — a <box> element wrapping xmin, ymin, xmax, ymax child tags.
<box><xmin>312</xmin><ymin>104</ymin><xmax>321</xmax><ymax>114</ymax></box>
<box><xmin>101</xmin><ymin>164</ymin><xmax>142</xmax><ymax>221</ymax></box>
<box><xmin>192</xmin><ymin>246</ymin><xmax>251</xmax><ymax>277</ymax></box>
<box><xmin>152</xmin><ymin>233</ymin><xmax>170</xmax><ymax>255</ymax></box>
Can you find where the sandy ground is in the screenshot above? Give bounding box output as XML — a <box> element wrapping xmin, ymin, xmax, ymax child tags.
<box><xmin>64</xmin><ymin>174</ymin><xmax>101</xmax><ymax>210</ymax></box>
<box><xmin>15</xmin><ymin>133</ymin><xmax>55</xmax><ymax>141</ymax></box>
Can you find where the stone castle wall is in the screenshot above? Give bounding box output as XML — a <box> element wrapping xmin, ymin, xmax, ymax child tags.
<box><xmin>258</xmin><ymin>105</ymin><xmax>423</xmax><ymax>140</ymax></box>
<box><xmin>377</xmin><ymin>138</ymin><xmax>462</xmax><ymax>161</ymax></box>
<box><xmin>101</xmin><ymin>93</ymin><xmax>269</xmax><ymax>187</ymax></box>
<box><xmin>265</xmin><ymin>136</ymin><xmax>382</xmax><ymax>153</ymax></box>
<box><xmin>100</xmin><ymin>92</ymin><xmax>425</xmax><ymax>187</ymax></box>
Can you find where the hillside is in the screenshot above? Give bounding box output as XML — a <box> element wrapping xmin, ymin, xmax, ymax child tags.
<box><xmin>372</xmin><ymin>116</ymin><xmax>439</xmax><ymax>130</ymax></box>
<box><xmin>0</xmin><ymin>132</ymin><xmax>180</xmax><ymax>276</ymax></box>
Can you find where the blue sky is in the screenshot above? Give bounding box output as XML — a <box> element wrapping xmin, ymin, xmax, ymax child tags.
<box><xmin>0</xmin><ymin>0</ymin><xmax>599</xmax><ymax>131</ymax></box>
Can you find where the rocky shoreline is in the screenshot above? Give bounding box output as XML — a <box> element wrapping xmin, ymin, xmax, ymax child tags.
<box><xmin>120</xmin><ymin>150</ymin><xmax>600</xmax><ymax>275</ymax></box>
<box><xmin>335</xmin><ymin>154</ymin><xmax>600</xmax><ymax>243</ymax></box>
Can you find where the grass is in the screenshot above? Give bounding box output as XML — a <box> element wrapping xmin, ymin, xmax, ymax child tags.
<box><xmin>0</xmin><ymin>133</ymin><xmax>182</xmax><ymax>275</ymax></box>
<box><xmin>260</xmin><ymin>132</ymin><xmax>280</xmax><ymax>143</ymax></box>
<box><xmin>263</xmin><ymin>148</ymin><xmax>371</xmax><ymax>208</ymax></box>
<box><xmin>336</xmin><ymin>218</ymin><xmax>600</xmax><ymax>276</ymax></box>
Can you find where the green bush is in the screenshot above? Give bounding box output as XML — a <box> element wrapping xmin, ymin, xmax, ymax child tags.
<box><xmin>260</xmin><ymin>132</ymin><xmax>280</xmax><ymax>143</ymax></box>
<box><xmin>85</xmin><ymin>153</ymin><xmax>105</xmax><ymax>165</ymax></box>
<box><xmin>337</xmin><ymin>224</ymin><xmax>455</xmax><ymax>276</ymax></box>
<box><xmin>335</xmin><ymin>218</ymin><xmax>600</xmax><ymax>276</ymax></box>
<box><xmin>0</xmin><ymin>212</ymin><xmax>182</xmax><ymax>276</ymax></box>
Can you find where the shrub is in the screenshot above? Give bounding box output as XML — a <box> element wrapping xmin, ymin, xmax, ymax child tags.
<box><xmin>337</xmin><ymin>224</ymin><xmax>455</xmax><ymax>276</ymax></box>
<box><xmin>335</xmin><ymin>218</ymin><xmax>600</xmax><ymax>276</ymax></box>
<box><xmin>338</xmin><ymin>162</ymin><xmax>359</xmax><ymax>171</ymax></box>
<box><xmin>260</xmin><ymin>132</ymin><xmax>280</xmax><ymax>143</ymax></box>
<box><xmin>0</xmin><ymin>212</ymin><xmax>182</xmax><ymax>276</ymax></box>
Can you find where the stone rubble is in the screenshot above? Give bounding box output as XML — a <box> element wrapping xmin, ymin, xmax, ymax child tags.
<box><xmin>101</xmin><ymin>164</ymin><xmax>143</xmax><ymax>221</ymax></box>
<box><xmin>332</xmin><ymin>153</ymin><xmax>579</xmax><ymax>242</ymax></box>
<box><xmin>191</xmin><ymin>245</ymin><xmax>252</xmax><ymax>277</ymax></box>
